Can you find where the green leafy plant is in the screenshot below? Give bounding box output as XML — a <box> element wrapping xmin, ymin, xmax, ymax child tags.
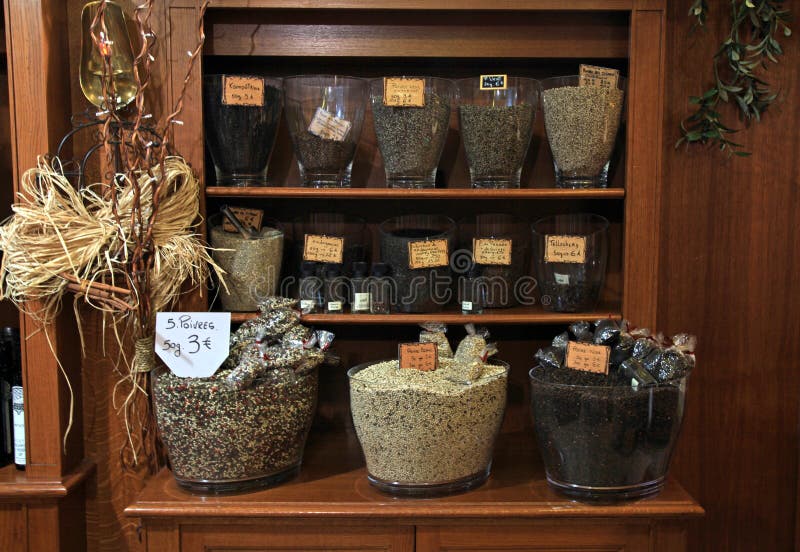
<box><xmin>678</xmin><ymin>0</ymin><xmax>792</xmax><ymax>156</ymax></box>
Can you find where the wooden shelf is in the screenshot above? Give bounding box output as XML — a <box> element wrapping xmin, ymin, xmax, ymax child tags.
<box><xmin>125</xmin><ymin>431</ymin><xmax>703</xmax><ymax>520</ymax></box>
<box><xmin>206</xmin><ymin>187</ymin><xmax>626</xmax><ymax>200</ymax></box>
<box><xmin>230</xmin><ymin>305</ymin><xmax>622</xmax><ymax>324</ymax></box>
<box><xmin>0</xmin><ymin>460</ymin><xmax>95</xmax><ymax>500</ymax></box>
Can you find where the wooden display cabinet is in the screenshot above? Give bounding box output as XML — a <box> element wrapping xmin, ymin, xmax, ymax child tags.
<box><xmin>128</xmin><ymin>1</ymin><xmax>702</xmax><ymax>551</ymax></box>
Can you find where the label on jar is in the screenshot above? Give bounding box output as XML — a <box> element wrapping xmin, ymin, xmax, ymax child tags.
<box><xmin>300</xmin><ymin>299</ymin><xmax>316</xmax><ymax>312</ymax></box>
<box><xmin>303</xmin><ymin>234</ymin><xmax>344</xmax><ymax>264</ymax></box>
<box><xmin>222</xmin><ymin>75</ymin><xmax>265</xmax><ymax>107</ymax></box>
<box><xmin>473</xmin><ymin>238</ymin><xmax>512</xmax><ymax>265</ymax></box>
<box><xmin>554</xmin><ymin>273</ymin><xmax>570</xmax><ymax>285</ymax></box>
<box><xmin>544</xmin><ymin>235</ymin><xmax>586</xmax><ymax>264</ymax></box>
<box><xmin>462</xmin><ymin>301</ymin><xmax>474</xmax><ymax>311</ymax></box>
<box><xmin>480</xmin><ymin>74</ymin><xmax>507</xmax><ymax>90</ymax></box>
<box><xmin>399</xmin><ymin>342</ymin><xmax>439</xmax><ymax>371</ymax></box>
<box><xmin>155</xmin><ymin>312</ymin><xmax>231</xmax><ymax>378</ymax></box>
<box><xmin>1</xmin><ymin>381</ymin><xmax>11</xmax><ymax>455</ymax></box>
<box><xmin>353</xmin><ymin>293</ymin><xmax>371</xmax><ymax>311</ymax></box>
<box><xmin>12</xmin><ymin>386</ymin><xmax>24</xmax><ymax>466</ymax></box>
<box><xmin>579</xmin><ymin>64</ymin><xmax>619</xmax><ymax>89</ymax></box>
<box><xmin>307</xmin><ymin>107</ymin><xmax>352</xmax><ymax>141</ymax></box>
<box><xmin>222</xmin><ymin>207</ymin><xmax>264</xmax><ymax>234</ymax></box>
<box><xmin>326</xmin><ymin>301</ymin><xmax>343</xmax><ymax>312</ymax></box>
<box><xmin>565</xmin><ymin>342</ymin><xmax>610</xmax><ymax>374</ymax></box>
<box><xmin>383</xmin><ymin>77</ymin><xmax>425</xmax><ymax>107</ymax></box>
<box><xmin>408</xmin><ymin>239</ymin><xmax>449</xmax><ymax>269</ymax></box>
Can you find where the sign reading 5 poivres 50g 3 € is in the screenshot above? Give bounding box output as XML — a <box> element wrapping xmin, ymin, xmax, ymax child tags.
<box><xmin>155</xmin><ymin>312</ymin><xmax>231</xmax><ymax>378</ymax></box>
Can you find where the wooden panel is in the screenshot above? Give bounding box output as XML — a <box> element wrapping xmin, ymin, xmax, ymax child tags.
<box><xmin>206</xmin><ymin>10</ymin><xmax>629</xmax><ymax>59</ymax></box>
<box><xmin>622</xmin><ymin>8</ymin><xmax>664</xmax><ymax>328</ymax></box>
<box><xmin>180</xmin><ymin>523</ymin><xmax>413</xmax><ymax>552</ymax></box>
<box><xmin>4</xmin><ymin>0</ymin><xmax>83</xmax><ymax>479</ymax></box>
<box><xmin>0</xmin><ymin>504</ymin><xmax>26</xmax><ymax>552</ymax></box>
<box><xmin>416</xmin><ymin>522</ymin><xmax>650</xmax><ymax>552</ymax></box>
<box><xmin>660</xmin><ymin>1</ymin><xmax>800</xmax><ymax>551</ymax></box>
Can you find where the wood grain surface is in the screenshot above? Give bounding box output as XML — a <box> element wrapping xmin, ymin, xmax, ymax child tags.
<box><xmin>660</xmin><ymin>1</ymin><xmax>800</xmax><ymax>551</ymax></box>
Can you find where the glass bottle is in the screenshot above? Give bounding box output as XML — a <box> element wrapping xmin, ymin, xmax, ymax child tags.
<box><xmin>323</xmin><ymin>264</ymin><xmax>345</xmax><ymax>314</ymax></box>
<box><xmin>350</xmin><ymin>262</ymin><xmax>370</xmax><ymax>314</ymax></box>
<box><xmin>80</xmin><ymin>1</ymin><xmax>138</xmax><ymax>109</ymax></box>
<box><xmin>459</xmin><ymin>264</ymin><xmax>488</xmax><ymax>315</ymax></box>
<box><xmin>369</xmin><ymin>263</ymin><xmax>392</xmax><ymax>315</ymax></box>
<box><xmin>3</xmin><ymin>328</ymin><xmax>24</xmax><ymax>470</ymax></box>
<box><xmin>298</xmin><ymin>261</ymin><xmax>323</xmax><ymax>313</ymax></box>
<box><xmin>0</xmin><ymin>331</ymin><xmax>12</xmax><ymax>467</ymax></box>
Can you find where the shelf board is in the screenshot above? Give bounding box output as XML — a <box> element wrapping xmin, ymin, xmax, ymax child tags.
<box><xmin>125</xmin><ymin>431</ymin><xmax>703</xmax><ymax>520</ymax></box>
<box><xmin>0</xmin><ymin>460</ymin><xmax>95</xmax><ymax>499</ymax></box>
<box><xmin>230</xmin><ymin>305</ymin><xmax>621</xmax><ymax>324</ymax></box>
<box><xmin>206</xmin><ymin>187</ymin><xmax>625</xmax><ymax>200</ymax></box>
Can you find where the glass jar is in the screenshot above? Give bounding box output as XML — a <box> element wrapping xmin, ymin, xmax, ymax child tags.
<box><xmin>292</xmin><ymin>212</ymin><xmax>369</xmax><ymax>281</ymax></box>
<box><xmin>203</xmin><ymin>75</ymin><xmax>283</xmax><ymax>187</ymax></box>
<box><xmin>456</xmin><ymin>77</ymin><xmax>539</xmax><ymax>188</ymax></box>
<box><xmin>541</xmin><ymin>75</ymin><xmax>626</xmax><ymax>188</ymax></box>
<box><xmin>349</xmin><ymin>359</ymin><xmax>509</xmax><ymax>496</ymax></box>
<box><xmin>529</xmin><ymin>365</ymin><xmax>687</xmax><ymax>501</ymax></box>
<box><xmin>531</xmin><ymin>214</ymin><xmax>608</xmax><ymax>312</ymax></box>
<box><xmin>284</xmin><ymin>75</ymin><xmax>369</xmax><ymax>188</ymax></box>
<box><xmin>379</xmin><ymin>214</ymin><xmax>456</xmax><ymax>313</ymax></box>
<box><xmin>208</xmin><ymin>214</ymin><xmax>284</xmax><ymax>312</ymax></box>
<box><xmin>152</xmin><ymin>365</ymin><xmax>318</xmax><ymax>494</ymax></box>
<box><xmin>370</xmin><ymin>76</ymin><xmax>456</xmax><ymax>188</ymax></box>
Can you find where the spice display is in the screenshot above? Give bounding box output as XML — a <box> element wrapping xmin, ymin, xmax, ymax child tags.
<box><xmin>203</xmin><ymin>75</ymin><xmax>283</xmax><ymax>187</ymax></box>
<box><xmin>371</xmin><ymin>78</ymin><xmax>454</xmax><ymax>188</ymax></box>
<box><xmin>153</xmin><ymin>298</ymin><xmax>331</xmax><ymax>493</ymax></box>
<box><xmin>292</xmin><ymin>132</ymin><xmax>357</xmax><ymax>176</ymax></box>
<box><xmin>532</xmin><ymin>213</ymin><xmax>609</xmax><ymax>312</ymax></box>
<box><xmin>379</xmin><ymin>215</ymin><xmax>456</xmax><ymax>313</ymax></box>
<box><xmin>349</xmin><ymin>325</ymin><xmax>507</xmax><ymax>495</ymax></box>
<box><xmin>209</xmin><ymin>216</ymin><xmax>283</xmax><ymax>312</ymax></box>
<box><xmin>542</xmin><ymin>77</ymin><xmax>624</xmax><ymax>188</ymax></box>
<box><xmin>368</xmin><ymin>263</ymin><xmax>392</xmax><ymax>314</ymax></box>
<box><xmin>530</xmin><ymin>319</ymin><xmax>696</xmax><ymax>500</ymax></box>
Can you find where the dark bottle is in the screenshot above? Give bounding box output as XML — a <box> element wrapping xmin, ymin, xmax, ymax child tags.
<box><xmin>350</xmin><ymin>262</ymin><xmax>370</xmax><ymax>314</ymax></box>
<box><xmin>0</xmin><ymin>332</ymin><xmax>12</xmax><ymax>467</ymax></box>
<box><xmin>3</xmin><ymin>328</ymin><xmax>24</xmax><ymax>470</ymax></box>
<box><xmin>368</xmin><ymin>263</ymin><xmax>392</xmax><ymax>315</ymax></box>
<box><xmin>459</xmin><ymin>264</ymin><xmax>488</xmax><ymax>315</ymax></box>
<box><xmin>298</xmin><ymin>261</ymin><xmax>324</xmax><ymax>313</ymax></box>
<box><xmin>323</xmin><ymin>264</ymin><xmax>345</xmax><ymax>314</ymax></box>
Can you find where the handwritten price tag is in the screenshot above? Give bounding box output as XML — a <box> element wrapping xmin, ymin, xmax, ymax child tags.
<box><xmin>222</xmin><ymin>76</ymin><xmax>265</xmax><ymax>107</ymax></box>
<box><xmin>544</xmin><ymin>235</ymin><xmax>587</xmax><ymax>264</ymax></box>
<box><xmin>155</xmin><ymin>312</ymin><xmax>231</xmax><ymax>378</ymax></box>
<box><xmin>307</xmin><ymin>108</ymin><xmax>352</xmax><ymax>141</ymax></box>
<box><xmin>399</xmin><ymin>342</ymin><xmax>439</xmax><ymax>371</ymax></box>
<box><xmin>303</xmin><ymin>234</ymin><xmax>345</xmax><ymax>264</ymax></box>
<box><xmin>473</xmin><ymin>238</ymin><xmax>512</xmax><ymax>265</ymax></box>
<box><xmin>408</xmin><ymin>239</ymin><xmax>449</xmax><ymax>269</ymax></box>
<box><xmin>383</xmin><ymin>77</ymin><xmax>425</xmax><ymax>107</ymax></box>
<box><xmin>222</xmin><ymin>207</ymin><xmax>264</xmax><ymax>233</ymax></box>
<box><xmin>480</xmin><ymin>74</ymin><xmax>507</xmax><ymax>90</ymax></box>
<box><xmin>579</xmin><ymin>64</ymin><xmax>620</xmax><ymax>89</ymax></box>
<box><xmin>565</xmin><ymin>342</ymin><xmax>610</xmax><ymax>374</ymax></box>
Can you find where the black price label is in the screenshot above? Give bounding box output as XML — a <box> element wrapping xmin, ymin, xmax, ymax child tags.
<box><xmin>480</xmin><ymin>74</ymin><xmax>507</xmax><ymax>90</ymax></box>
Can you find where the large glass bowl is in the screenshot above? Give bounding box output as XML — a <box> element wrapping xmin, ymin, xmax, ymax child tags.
<box><xmin>348</xmin><ymin>359</ymin><xmax>509</xmax><ymax>497</ymax></box>
<box><xmin>529</xmin><ymin>365</ymin><xmax>687</xmax><ymax>501</ymax></box>
<box><xmin>153</xmin><ymin>366</ymin><xmax>318</xmax><ymax>494</ymax></box>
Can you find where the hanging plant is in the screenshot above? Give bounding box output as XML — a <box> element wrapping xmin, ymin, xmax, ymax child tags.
<box><xmin>677</xmin><ymin>0</ymin><xmax>792</xmax><ymax>156</ymax></box>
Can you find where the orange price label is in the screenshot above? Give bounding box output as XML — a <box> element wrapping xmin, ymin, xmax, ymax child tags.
<box><xmin>579</xmin><ymin>64</ymin><xmax>620</xmax><ymax>89</ymax></box>
<box><xmin>383</xmin><ymin>77</ymin><xmax>425</xmax><ymax>107</ymax></box>
<box><xmin>303</xmin><ymin>234</ymin><xmax>344</xmax><ymax>264</ymax></box>
<box><xmin>473</xmin><ymin>238</ymin><xmax>512</xmax><ymax>266</ymax></box>
<box><xmin>222</xmin><ymin>207</ymin><xmax>264</xmax><ymax>233</ymax></box>
<box><xmin>565</xmin><ymin>342</ymin><xmax>610</xmax><ymax>374</ymax></box>
<box><xmin>399</xmin><ymin>342</ymin><xmax>439</xmax><ymax>371</ymax></box>
<box><xmin>222</xmin><ymin>76</ymin><xmax>265</xmax><ymax>107</ymax></box>
<box><xmin>544</xmin><ymin>235</ymin><xmax>586</xmax><ymax>264</ymax></box>
<box><xmin>408</xmin><ymin>239</ymin><xmax>449</xmax><ymax>269</ymax></box>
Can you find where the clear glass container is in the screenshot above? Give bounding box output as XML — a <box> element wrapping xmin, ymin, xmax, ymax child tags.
<box><xmin>152</xmin><ymin>365</ymin><xmax>318</xmax><ymax>494</ymax></box>
<box><xmin>529</xmin><ymin>365</ymin><xmax>687</xmax><ymax>501</ymax></box>
<box><xmin>460</xmin><ymin>213</ymin><xmax>531</xmax><ymax>308</ymax></box>
<box><xmin>203</xmin><ymin>75</ymin><xmax>283</xmax><ymax>187</ymax></box>
<box><xmin>368</xmin><ymin>263</ymin><xmax>392</xmax><ymax>314</ymax></box>
<box><xmin>456</xmin><ymin>77</ymin><xmax>539</xmax><ymax>188</ymax></box>
<box><xmin>348</xmin><ymin>359</ymin><xmax>509</xmax><ymax>496</ymax></box>
<box><xmin>350</xmin><ymin>262</ymin><xmax>371</xmax><ymax>313</ymax></box>
<box><xmin>379</xmin><ymin>215</ymin><xmax>456</xmax><ymax>313</ymax></box>
<box><xmin>208</xmin><ymin>214</ymin><xmax>284</xmax><ymax>312</ymax></box>
<box><xmin>541</xmin><ymin>75</ymin><xmax>626</xmax><ymax>188</ymax></box>
<box><xmin>531</xmin><ymin>214</ymin><xmax>608</xmax><ymax>312</ymax></box>
<box><xmin>284</xmin><ymin>75</ymin><xmax>369</xmax><ymax>188</ymax></box>
<box><xmin>459</xmin><ymin>265</ymin><xmax>487</xmax><ymax>314</ymax></box>
<box><xmin>369</xmin><ymin>77</ymin><xmax>456</xmax><ymax>188</ymax></box>
<box><xmin>298</xmin><ymin>261</ymin><xmax>324</xmax><ymax>313</ymax></box>
<box><xmin>292</xmin><ymin>212</ymin><xmax>368</xmax><ymax>280</ymax></box>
